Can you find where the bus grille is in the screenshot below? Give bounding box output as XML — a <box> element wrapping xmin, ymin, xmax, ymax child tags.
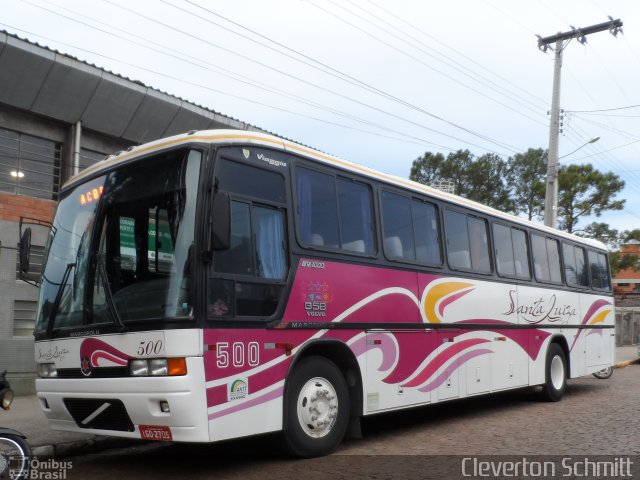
<box><xmin>64</xmin><ymin>398</ymin><xmax>135</xmax><ymax>432</ymax></box>
<box><xmin>57</xmin><ymin>367</ymin><xmax>129</xmax><ymax>378</ymax></box>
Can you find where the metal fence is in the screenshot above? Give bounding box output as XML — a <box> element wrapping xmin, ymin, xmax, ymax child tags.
<box><xmin>615</xmin><ymin>310</ymin><xmax>640</xmax><ymax>346</ymax></box>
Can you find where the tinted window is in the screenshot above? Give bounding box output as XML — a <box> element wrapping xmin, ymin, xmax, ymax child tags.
<box><xmin>217</xmin><ymin>159</ymin><xmax>286</xmax><ymax>203</ymax></box>
<box><xmin>297</xmin><ymin>168</ymin><xmax>339</xmax><ymax>247</ymax></box>
<box><xmin>444</xmin><ymin>211</ymin><xmax>491</xmax><ymax>273</ymax></box>
<box><xmin>562</xmin><ymin>243</ymin><xmax>588</xmax><ymax>287</ymax></box>
<box><xmin>588</xmin><ymin>250</ymin><xmax>611</xmax><ymax>290</ymax></box>
<box><xmin>532</xmin><ymin>234</ymin><xmax>561</xmax><ymax>283</ymax></box>
<box><xmin>547</xmin><ymin>238</ymin><xmax>562</xmax><ymax>283</ymax></box>
<box><xmin>337</xmin><ymin>179</ymin><xmax>374</xmax><ymax>254</ymax></box>
<box><xmin>512</xmin><ymin>229</ymin><xmax>531</xmax><ymax>278</ymax></box>
<box><xmin>381</xmin><ymin>192</ymin><xmax>442</xmax><ymax>264</ymax></box>
<box><xmin>209</xmin><ymin>200</ymin><xmax>287</xmax><ymax>319</ymax></box>
<box><xmin>215</xmin><ymin>201</ymin><xmax>253</xmax><ymax>276</ymax></box>
<box><xmin>214</xmin><ymin>202</ymin><xmax>286</xmax><ymax>279</ymax></box>
<box><xmin>297</xmin><ymin>167</ymin><xmax>374</xmax><ymax>254</ymax></box>
<box><xmin>412</xmin><ymin>200</ymin><xmax>441</xmax><ymax>264</ymax></box>
<box><xmin>493</xmin><ymin>224</ymin><xmax>515</xmax><ymax>276</ymax></box>
<box><xmin>382</xmin><ymin>191</ymin><xmax>414</xmax><ymax>260</ymax></box>
<box><xmin>468</xmin><ymin>217</ymin><xmax>491</xmax><ymax>273</ymax></box>
<box><xmin>252</xmin><ymin>206</ymin><xmax>287</xmax><ymax>279</ymax></box>
<box><xmin>444</xmin><ymin>211</ymin><xmax>471</xmax><ymax>269</ymax></box>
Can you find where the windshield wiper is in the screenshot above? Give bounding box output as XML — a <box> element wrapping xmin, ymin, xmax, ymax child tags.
<box><xmin>46</xmin><ymin>262</ymin><xmax>75</xmax><ymax>336</ymax></box>
<box><xmin>96</xmin><ymin>252</ymin><xmax>125</xmax><ymax>331</ymax></box>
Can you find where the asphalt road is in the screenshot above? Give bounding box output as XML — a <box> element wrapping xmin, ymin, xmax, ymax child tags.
<box><xmin>51</xmin><ymin>364</ymin><xmax>640</xmax><ymax>479</ymax></box>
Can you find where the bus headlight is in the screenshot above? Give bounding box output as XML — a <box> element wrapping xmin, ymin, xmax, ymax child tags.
<box><xmin>37</xmin><ymin>363</ymin><xmax>57</xmax><ymax>378</ymax></box>
<box><xmin>129</xmin><ymin>359</ymin><xmax>149</xmax><ymax>376</ymax></box>
<box><xmin>149</xmin><ymin>359</ymin><xmax>168</xmax><ymax>376</ymax></box>
<box><xmin>128</xmin><ymin>358</ymin><xmax>187</xmax><ymax>376</ymax></box>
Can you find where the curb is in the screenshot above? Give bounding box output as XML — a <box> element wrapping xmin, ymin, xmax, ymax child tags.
<box><xmin>614</xmin><ymin>358</ymin><xmax>639</xmax><ymax>369</ymax></box>
<box><xmin>32</xmin><ymin>437</ymin><xmax>141</xmax><ymax>458</ymax></box>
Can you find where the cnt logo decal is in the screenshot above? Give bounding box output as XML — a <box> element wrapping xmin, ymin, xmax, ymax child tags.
<box><xmin>228</xmin><ymin>379</ymin><xmax>248</xmax><ymax>401</ymax></box>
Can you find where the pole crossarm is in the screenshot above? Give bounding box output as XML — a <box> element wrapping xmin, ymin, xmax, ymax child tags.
<box><xmin>537</xmin><ymin>17</ymin><xmax>622</xmax><ymax>229</ymax></box>
<box><xmin>537</xmin><ymin>18</ymin><xmax>623</xmax><ymax>49</ymax></box>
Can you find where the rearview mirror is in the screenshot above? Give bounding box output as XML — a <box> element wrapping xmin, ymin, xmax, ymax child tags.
<box><xmin>211</xmin><ymin>192</ymin><xmax>231</xmax><ymax>251</ymax></box>
<box><xmin>19</xmin><ymin>227</ymin><xmax>32</xmax><ymax>274</ymax></box>
<box><xmin>18</xmin><ymin>216</ymin><xmax>53</xmax><ymax>287</ymax></box>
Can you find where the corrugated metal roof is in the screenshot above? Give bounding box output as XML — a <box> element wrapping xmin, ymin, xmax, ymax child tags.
<box><xmin>0</xmin><ymin>29</ymin><xmax>305</xmax><ymax>146</ymax></box>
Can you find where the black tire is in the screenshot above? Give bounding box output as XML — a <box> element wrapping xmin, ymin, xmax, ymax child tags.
<box><xmin>540</xmin><ymin>343</ymin><xmax>567</xmax><ymax>402</ymax></box>
<box><xmin>282</xmin><ymin>356</ymin><xmax>350</xmax><ymax>457</ymax></box>
<box><xmin>0</xmin><ymin>433</ymin><xmax>31</xmax><ymax>480</ymax></box>
<box><xmin>592</xmin><ymin>366</ymin><xmax>613</xmax><ymax>379</ymax></box>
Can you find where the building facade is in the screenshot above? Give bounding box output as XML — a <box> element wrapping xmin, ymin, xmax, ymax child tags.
<box><xmin>0</xmin><ymin>31</ymin><xmax>268</xmax><ymax>392</ymax></box>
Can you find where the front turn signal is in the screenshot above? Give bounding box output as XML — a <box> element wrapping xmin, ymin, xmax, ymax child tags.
<box><xmin>167</xmin><ymin>358</ymin><xmax>187</xmax><ymax>376</ymax></box>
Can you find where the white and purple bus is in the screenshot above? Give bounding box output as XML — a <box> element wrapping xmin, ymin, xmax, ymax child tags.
<box><xmin>28</xmin><ymin>130</ymin><xmax>614</xmax><ymax>456</ymax></box>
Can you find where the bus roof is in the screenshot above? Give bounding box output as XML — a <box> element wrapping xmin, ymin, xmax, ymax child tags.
<box><xmin>64</xmin><ymin>129</ymin><xmax>608</xmax><ymax>251</ymax></box>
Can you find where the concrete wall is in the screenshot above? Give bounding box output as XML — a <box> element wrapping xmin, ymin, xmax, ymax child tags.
<box><xmin>0</xmin><ymin>106</ymin><xmax>131</xmax><ymax>394</ymax></box>
<box><xmin>0</xmin><ymin>218</ymin><xmax>48</xmax><ymax>394</ymax></box>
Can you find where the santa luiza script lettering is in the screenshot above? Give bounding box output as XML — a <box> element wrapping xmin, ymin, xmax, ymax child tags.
<box><xmin>503</xmin><ymin>289</ymin><xmax>576</xmax><ymax>324</ymax></box>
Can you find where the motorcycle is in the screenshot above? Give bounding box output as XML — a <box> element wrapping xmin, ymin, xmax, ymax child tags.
<box><xmin>0</xmin><ymin>371</ymin><xmax>31</xmax><ymax>480</ymax></box>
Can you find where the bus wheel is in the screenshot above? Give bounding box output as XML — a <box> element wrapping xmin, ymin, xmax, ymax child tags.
<box><xmin>283</xmin><ymin>356</ymin><xmax>350</xmax><ymax>457</ymax></box>
<box><xmin>540</xmin><ymin>343</ymin><xmax>567</xmax><ymax>402</ymax></box>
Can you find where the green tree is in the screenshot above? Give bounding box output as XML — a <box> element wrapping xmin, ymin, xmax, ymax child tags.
<box><xmin>575</xmin><ymin>222</ymin><xmax>619</xmax><ymax>249</ymax></box>
<box><xmin>608</xmin><ymin>229</ymin><xmax>640</xmax><ymax>276</ymax></box>
<box><xmin>410</xmin><ymin>150</ymin><xmax>512</xmax><ymax>211</ymax></box>
<box><xmin>609</xmin><ymin>250</ymin><xmax>640</xmax><ymax>277</ymax></box>
<box><xmin>557</xmin><ymin>164</ymin><xmax>625</xmax><ymax>234</ymax></box>
<box><xmin>505</xmin><ymin>148</ymin><xmax>546</xmax><ymax>221</ymax></box>
<box><xmin>621</xmin><ymin>229</ymin><xmax>640</xmax><ymax>243</ymax></box>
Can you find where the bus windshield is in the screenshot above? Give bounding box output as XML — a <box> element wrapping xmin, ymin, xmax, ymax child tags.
<box><xmin>35</xmin><ymin>148</ymin><xmax>202</xmax><ymax>332</ymax></box>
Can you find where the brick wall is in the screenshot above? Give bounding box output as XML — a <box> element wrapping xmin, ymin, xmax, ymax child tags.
<box><xmin>0</xmin><ymin>192</ymin><xmax>56</xmax><ymax>224</ymax></box>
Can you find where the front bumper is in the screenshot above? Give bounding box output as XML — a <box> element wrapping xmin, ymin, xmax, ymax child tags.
<box><xmin>35</xmin><ymin>357</ymin><xmax>209</xmax><ymax>442</ymax></box>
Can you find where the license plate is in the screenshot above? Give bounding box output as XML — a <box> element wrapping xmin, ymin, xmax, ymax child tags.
<box><xmin>139</xmin><ymin>425</ymin><xmax>172</xmax><ymax>441</ymax></box>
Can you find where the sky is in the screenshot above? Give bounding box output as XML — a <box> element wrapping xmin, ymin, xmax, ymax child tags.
<box><xmin>2</xmin><ymin>0</ymin><xmax>640</xmax><ymax>235</ymax></box>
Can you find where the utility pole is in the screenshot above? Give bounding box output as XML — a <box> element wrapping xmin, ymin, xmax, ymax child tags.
<box><xmin>538</xmin><ymin>18</ymin><xmax>623</xmax><ymax>229</ymax></box>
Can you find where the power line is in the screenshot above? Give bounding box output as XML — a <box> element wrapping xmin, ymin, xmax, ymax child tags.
<box><xmin>344</xmin><ymin>0</ymin><xmax>547</xmax><ymax>116</ymax></box>
<box><xmin>95</xmin><ymin>0</ymin><xmax>515</xmax><ymax>155</ymax></box>
<box><xmin>163</xmin><ymin>0</ymin><xmax>522</xmax><ymax>154</ymax></box>
<box><xmin>368</xmin><ymin>0</ymin><xmax>548</xmax><ymax>110</ymax></box>
<box><xmin>30</xmin><ymin>0</ymin><xmax>453</xmax><ymax>147</ymax></box>
<box><xmin>566</xmin><ymin>104</ymin><xmax>640</xmax><ymax>113</ymax></box>
<box><xmin>308</xmin><ymin>0</ymin><xmax>547</xmax><ymax>134</ymax></box>
<box><xmin>17</xmin><ymin>0</ymin><xmax>495</xmax><ymax>154</ymax></box>
<box><xmin>0</xmin><ymin>22</ymin><xmax>457</xmax><ymax>154</ymax></box>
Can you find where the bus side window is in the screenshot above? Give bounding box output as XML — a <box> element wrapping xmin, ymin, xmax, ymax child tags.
<box><xmin>296</xmin><ymin>167</ymin><xmax>339</xmax><ymax>248</ymax></box>
<box><xmin>336</xmin><ymin>179</ymin><xmax>374</xmax><ymax>254</ymax></box>
<box><xmin>511</xmin><ymin>228</ymin><xmax>531</xmax><ymax>279</ymax></box>
<box><xmin>210</xmin><ymin>154</ymin><xmax>289</xmax><ymax>319</ymax></box>
<box><xmin>296</xmin><ymin>167</ymin><xmax>374</xmax><ymax>254</ymax></box>
<box><xmin>563</xmin><ymin>243</ymin><xmax>588</xmax><ymax>287</ymax></box>
<box><xmin>493</xmin><ymin>224</ymin><xmax>515</xmax><ymax>276</ymax></box>
<box><xmin>531</xmin><ymin>234</ymin><xmax>550</xmax><ymax>282</ymax></box>
<box><xmin>588</xmin><ymin>250</ymin><xmax>611</xmax><ymax>290</ymax></box>
<box><xmin>412</xmin><ymin>199</ymin><xmax>441</xmax><ymax>265</ymax></box>
<box><xmin>444</xmin><ymin>210</ymin><xmax>471</xmax><ymax>270</ymax></box>
<box><xmin>381</xmin><ymin>191</ymin><xmax>414</xmax><ymax>260</ymax></box>
<box><xmin>444</xmin><ymin>210</ymin><xmax>490</xmax><ymax>273</ymax></box>
<box><xmin>532</xmin><ymin>234</ymin><xmax>561</xmax><ymax>283</ymax></box>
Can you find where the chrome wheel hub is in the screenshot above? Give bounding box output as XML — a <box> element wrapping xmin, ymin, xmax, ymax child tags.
<box><xmin>550</xmin><ymin>355</ymin><xmax>565</xmax><ymax>390</ymax></box>
<box><xmin>297</xmin><ymin>376</ymin><xmax>339</xmax><ymax>438</ymax></box>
